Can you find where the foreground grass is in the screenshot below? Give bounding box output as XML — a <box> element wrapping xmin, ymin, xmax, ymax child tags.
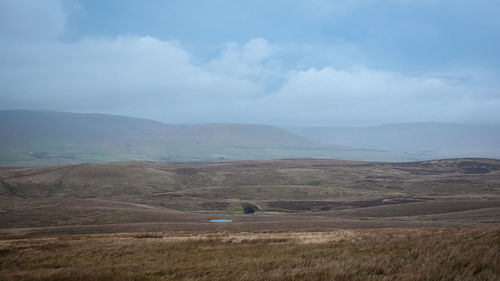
<box><xmin>0</xmin><ymin>227</ymin><xmax>499</xmax><ymax>281</ymax></box>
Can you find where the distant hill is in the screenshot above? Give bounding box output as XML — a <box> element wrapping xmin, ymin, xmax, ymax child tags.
<box><xmin>0</xmin><ymin>110</ymin><xmax>315</xmax><ymax>147</ymax></box>
<box><xmin>0</xmin><ymin>110</ymin><xmax>410</xmax><ymax>166</ymax></box>
<box><xmin>284</xmin><ymin>123</ymin><xmax>500</xmax><ymax>160</ymax></box>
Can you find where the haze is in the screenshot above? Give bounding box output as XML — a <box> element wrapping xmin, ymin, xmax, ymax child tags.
<box><xmin>1</xmin><ymin>0</ymin><xmax>500</xmax><ymax>126</ymax></box>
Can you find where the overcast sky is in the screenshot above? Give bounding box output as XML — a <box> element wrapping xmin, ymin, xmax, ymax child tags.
<box><xmin>1</xmin><ymin>0</ymin><xmax>499</xmax><ymax>126</ymax></box>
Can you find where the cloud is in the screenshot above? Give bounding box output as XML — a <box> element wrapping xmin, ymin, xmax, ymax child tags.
<box><xmin>0</xmin><ymin>0</ymin><xmax>69</xmax><ymax>41</ymax></box>
<box><xmin>0</xmin><ymin>0</ymin><xmax>499</xmax><ymax>126</ymax></box>
<box><xmin>0</xmin><ymin>36</ymin><xmax>264</xmax><ymax>113</ymax></box>
<box><xmin>249</xmin><ymin>67</ymin><xmax>500</xmax><ymax>125</ymax></box>
<box><xmin>208</xmin><ymin>38</ymin><xmax>280</xmax><ymax>85</ymax></box>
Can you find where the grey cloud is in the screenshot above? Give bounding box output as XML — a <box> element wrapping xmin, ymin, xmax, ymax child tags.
<box><xmin>248</xmin><ymin>67</ymin><xmax>500</xmax><ymax>126</ymax></box>
<box><xmin>1</xmin><ymin>33</ymin><xmax>499</xmax><ymax>125</ymax></box>
<box><xmin>0</xmin><ymin>0</ymin><xmax>499</xmax><ymax>126</ymax></box>
<box><xmin>0</xmin><ymin>0</ymin><xmax>68</xmax><ymax>41</ymax></box>
<box><xmin>0</xmin><ymin>36</ymin><xmax>264</xmax><ymax>113</ymax></box>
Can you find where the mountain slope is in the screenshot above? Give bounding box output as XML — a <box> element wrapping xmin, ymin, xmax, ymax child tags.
<box><xmin>0</xmin><ymin>110</ymin><xmax>410</xmax><ymax>166</ymax></box>
<box><xmin>0</xmin><ymin>110</ymin><xmax>316</xmax><ymax>147</ymax></box>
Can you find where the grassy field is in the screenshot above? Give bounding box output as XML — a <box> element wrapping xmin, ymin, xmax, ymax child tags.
<box><xmin>0</xmin><ymin>139</ymin><xmax>414</xmax><ymax>166</ymax></box>
<box><xmin>1</xmin><ymin>158</ymin><xmax>499</xmax><ymax>212</ymax></box>
<box><xmin>1</xmin><ymin>227</ymin><xmax>498</xmax><ymax>281</ymax></box>
<box><xmin>0</xmin><ymin>158</ymin><xmax>498</xmax><ymax>237</ymax></box>
<box><xmin>0</xmin><ymin>158</ymin><xmax>499</xmax><ymax>280</ymax></box>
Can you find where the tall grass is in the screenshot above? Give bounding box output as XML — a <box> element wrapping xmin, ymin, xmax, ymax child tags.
<box><xmin>0</xmin><ymin>227</ymin><xmax>498</xmax><ymax>281</ymax></box>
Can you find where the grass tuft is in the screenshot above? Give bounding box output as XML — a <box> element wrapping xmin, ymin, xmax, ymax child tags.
<box><xmin>0</xmin><ymin>227</ymin><xmax>498</xmax><ymax>281</ymax></box>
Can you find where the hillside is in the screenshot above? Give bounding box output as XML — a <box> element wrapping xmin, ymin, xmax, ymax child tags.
<box><xmin>285</xmin><ymin>123</ymin><xmax>500</xmax><ymax>159</ymax></box>
<box><xmin>0</xmin><ymin>110</ymin><xmax>410</xmax><ymax>166</ymax></box>
<box><xmin>1</xmin><ymin>158</ymin><xmax>499</xmax><ymax>235</ymax></box>
<box><xmin>0</xmin><ymin>110</ymin><xmax>317</xmax><ymax>146</ymax></box>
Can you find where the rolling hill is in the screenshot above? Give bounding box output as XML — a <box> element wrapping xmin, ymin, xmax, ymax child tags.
<box><xmin>0</xmin><ymin>110</ymin><xmax>411</xmax><ymax>166</ymax></box>
<box><xmin>0</xmin><ymin>110</ymin><xmax>316</xmax><ymax>146</ymax></box>
<box><xmin>0</xmin><ymin>158</ymin><xmax>499</xmax><ymax>235</ymax></box>
<box><xmin>284</xmin><ymin>123</ymin><xmax>500</xmax><ymax>160</ymax></box>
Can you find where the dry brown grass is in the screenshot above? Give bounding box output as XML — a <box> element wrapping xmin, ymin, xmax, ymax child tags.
<box><xmin>1</xmin><ymin>158</ymin><xmax>500</xmax><ymax>234</ymax></box>
<box><xmin>1</xmin><ymin>227</ymin><xmax>498</xmax><ymax>281</ymax></box>
<box><xmin>2</xmin><ymin>158</ymin><xmax>500</xmax><ymax>212</ymax></box>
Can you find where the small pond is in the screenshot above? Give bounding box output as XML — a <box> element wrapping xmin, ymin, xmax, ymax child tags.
<box><xmin>209</xmin><ymin>219</ymin><xmax>232</xmax><ymax>223</ymax></box>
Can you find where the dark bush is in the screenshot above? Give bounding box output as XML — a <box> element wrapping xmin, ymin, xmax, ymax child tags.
<box><xmin>242</xmin><ymin>203</ymin><xmax>259</xmax><ymax>214</ymax></box>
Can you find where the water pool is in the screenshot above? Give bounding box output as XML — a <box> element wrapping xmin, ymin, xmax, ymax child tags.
<box><xmin>209</xmin><ymin>219</ymin><xmax>232</xmax><ymax>222</ymax></box>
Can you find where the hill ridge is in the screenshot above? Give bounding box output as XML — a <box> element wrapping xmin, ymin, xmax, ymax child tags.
<box><xmin>2</xmin><ymin>110</ymin><xmax>417</xmax><ymax>166</ymax></box>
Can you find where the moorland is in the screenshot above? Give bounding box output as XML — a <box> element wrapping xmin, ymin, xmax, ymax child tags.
<box><xmin>0</xmin><ymin>158</ymin><xmax>499</xmax><ymax>280</ymax></box>
<box><xmin>1</xmin><ymin>125</ymin><xmax>500</xmax><ymax>280</ymax></box>
<box><xmin>0</xmin><ymin>158</ymin><xmax>499</xmax><ymax>235</ymax></box>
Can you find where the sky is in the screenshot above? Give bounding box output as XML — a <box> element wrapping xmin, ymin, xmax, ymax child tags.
<box><xmin>1</xmin><ymin>0</ymin><xmax>499</xmax><ymax>126</ymax></box>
